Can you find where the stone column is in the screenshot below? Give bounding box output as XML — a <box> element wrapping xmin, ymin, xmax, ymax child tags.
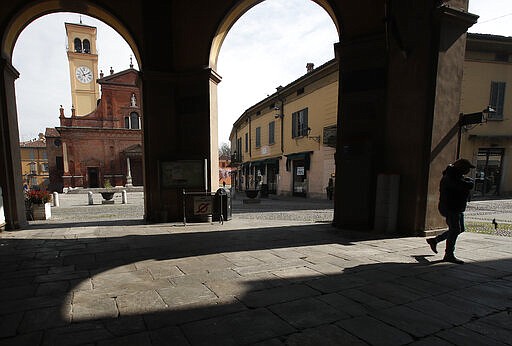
<box><xmin>0</xmin><ymin>58</ymin><xmax>26</xmax><ymax>229</ymax></box>
<box><xmin>142</xmin><ymin>68</ymin><xmax>221</xmax><ymax>223</ymax></box>
<box><xmin>125</xmin><ymin>157</ymin><xmax>133</xmax><ymax>187</ymax></box>
<box><xmin>334</xmin><ymin>1</ymin><xmax>476</xmax><ymax>234</ymax></box>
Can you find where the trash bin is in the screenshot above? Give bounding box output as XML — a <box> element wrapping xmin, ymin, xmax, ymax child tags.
<box><xmin>213</xmin><ymin>188</ymin><xmax>232</xmax><ymax>222</ymax></box>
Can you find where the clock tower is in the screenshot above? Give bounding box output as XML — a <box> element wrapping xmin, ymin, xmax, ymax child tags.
<box><xmin>65</xmin><ymin>22</ymin><xmax>100</xmax><ymax>116</ymax></box>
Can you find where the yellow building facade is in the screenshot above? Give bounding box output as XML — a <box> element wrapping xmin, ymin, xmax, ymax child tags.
<box><xmin>19</xmin><ymin>133</ymin><xmax>49</xmax><ymax>189</ymax></box>
<box><xmin>230</xmin><ymin>60</ymin><xmax>338</xmax><ymax>199</ymax></box>
<box><xmin>460</xmin><ymin>33</ymin><xmax>512</xmax><ymax>197</ymax></box>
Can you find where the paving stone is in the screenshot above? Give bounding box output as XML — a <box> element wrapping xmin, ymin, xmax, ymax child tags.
<box><xmin>337</xmin><ymin>288</ymin><xmax>394</xmax><ymax>310</ymax></box>
<box><xmin>104</xmin><ymin>315</ymin><xmax>147</xmax><ymax>336</ymax></box>
<box><xmin>407</xmin><ymin>336</ymin><xmax>453</xmax><ymax>346</ymax></box>
<box><xmin>0</xmin><ymin>312</ymin><xmax>23</xmax><ymax>338</ymax></box>
<box><xmin>336</xmin><ymin>315</ymin><xmax>414</xmax><ymax>346</ymax></box>
<box><xmin>435</xmin><ymin>325</ymin><xmax>509</xmax><ymax>346</ymax></box>
<box><xmin>406</xmin><ymin>297</ymin><xmax>475</xmax><ymax>326</ymax></box>
<box><xmin>463</xmin><ymin>311</ymin><xmax>512</xmax><ymax>345</ymax></box>
<box><xmin>317</xmin><ymin>293</ymin><xmax>372</xmax><ymax>317</ymax></box>
<box><xmin>0</xmin><ymin>332</ymin><xmax>43</xmax><ymax>346</ymax></box>
<box><xmin>143</xmin><ymin>297</ymin><xmax>247</xmax><ymax>330</ymax></box>
<box><xmin>157</xmin><ymin>282</ymin><xmax>217</xmax><ymax>307</ymax></box>
<box><xmin>370</xmin><ymin>305</ymin><xmax>450</xmax><ymax>338</ymax></box>
<box><xmin>91</xmin><ymin>270</ymin><xmax>153</xmax><ymax>289</ymax></box>
<box><xmin>42</xmin><ymin>322</ymin><xmax>115</xmax><ymax>346</ymax></box>
<box><xmin>238</xmin><ymin>284</ymin><xmax>320</xmax><ymax>308</ymax></box>
<box><xmin>284</xmin><ymin>324</ymin><xmax>368</xmax><ymax>345</ymax></box>
<box><xmin>18</xmin><ymin>305</ymin><xmax>71</xmax><ymax>333</ymax></box>
<box><xmin>359</xmin><ymin>281</ymin><xmax>426</xmax><ymax>304</ymax></box>
<box><xmin>181</xmin><ymin>308</ymin><xmax>295</xmax><ymax>346</ymax></box>
<box><xmin>455</xmin><ymin>283</ymin><xmax>512</xmax><ymax>309</ymax></box>
<box><xmin>0</xmin><ymin>284</ymin><xmax>37</xmax><ymax>301</ymax></box>
<box><xmin>434</xmin><ymin>292</ymin><xmax>496</xmax><ymax>318</ymax></box>
<box><xmin>271</xmin><ymin>266</ymin><xmax>324</xmax><ymax>282</ymax></box>
<box><xmin>36</xmin><ymin>281</ymin><xmax>70</xmax><ymax>296</ymax></box>
<box><xmin>72</xmin><ymin>297</ymin><xmax>118</xmax><ymax>322</ymax></box>
<box><xmin>149</xmin><ymin>326</ymin><xmax>191</xmax><ymax>346</ymax></box>
<box><xmin>306</xmin><ymin>274</ymin><xmax>366</xmax><ymax>293</ymax></box>
<box><xmin>269</xmin><ymin>297</ymin><xmax>349</xmax><ymax>329</ymax></box>
<box><xmin>97</xmin><ymin>332</ymin><xmax>152</xmax><ymax>346</ymax></box>
<box><xmin>116</xmin><ymin>290</ymin><xmax>168</xmax><ymax>315</ymax></box>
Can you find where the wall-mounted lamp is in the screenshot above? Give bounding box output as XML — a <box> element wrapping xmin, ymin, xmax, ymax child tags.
<box><xmin>307</xmin><ymin>127</ymin><xmax>321</xmax><ymax>142</ymax></box>
<box><xmin>457</xmin><ymin>105</ymin><xmax>496</xmax><ymax>158</ymax></box>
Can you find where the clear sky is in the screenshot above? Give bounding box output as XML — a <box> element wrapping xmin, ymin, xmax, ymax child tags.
<box><xmin>12</xmin><ymin>0</ymin><xmax>512</xmax><ymax>145</ymax></box>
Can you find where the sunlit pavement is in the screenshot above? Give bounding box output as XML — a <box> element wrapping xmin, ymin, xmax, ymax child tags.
<box><xmin>1</xmin><ymin>198</ymin><xmax>511</xmax><ymax>346</ymax></box>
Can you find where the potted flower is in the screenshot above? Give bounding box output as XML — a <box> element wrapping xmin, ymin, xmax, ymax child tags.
<box><xmin>25</xmin><ymin>189</ymin><xmax>52</xmax><ymax>220</ymax></box>
<box><xmin>100</xmin><ymin>179</ymin><xmax>115</xmax><ymax>202</ymax></box>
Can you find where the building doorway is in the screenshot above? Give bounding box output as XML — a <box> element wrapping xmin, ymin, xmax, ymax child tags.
<box><xmin>87</xmin><ymin>167</ymin><xmax>100</xmax><ymax>188</ymax></box>
<box><xmin>292</xmin><ymin>160</ymin><xmax>307</xmax><ymax>197</ymax></box>
<box><xmin>474</xmin><ymin>148</ymin><xmax>504</xmax><ymax>197</ymax></box>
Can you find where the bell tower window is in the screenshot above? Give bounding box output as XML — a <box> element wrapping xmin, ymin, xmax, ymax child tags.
<box><xmin>83</xmin><ymin>39</ymin><xmax>91</xmax><ymax>54</ymax></box>
<box><xmin>74</xmin><ymin>38</ymin><xmax>82</xmax><ymax>53</ymax></box>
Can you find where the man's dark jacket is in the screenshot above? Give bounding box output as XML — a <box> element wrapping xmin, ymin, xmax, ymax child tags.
<box><xmin>438</xmin><ymin>165</ymin><xmax>474</xmax><ymax>216</ymax></box>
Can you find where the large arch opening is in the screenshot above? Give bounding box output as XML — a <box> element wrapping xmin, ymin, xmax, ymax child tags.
<box><xmin>2</xmin><ymin>2</ymin><xmax>145</xmax><ymax>228</ymax></box>
<box><xmin>210</xmin><ymin>0</ymin><xmax>340</xmax><ymax>221</ymax></box>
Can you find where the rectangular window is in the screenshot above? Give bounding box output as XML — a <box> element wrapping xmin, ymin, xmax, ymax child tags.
<box><xmin>41</xmin><ymin>163</ymin><xmax>49</xmax><ymax>172</ymax></box>
<box><xmin>255</xmin><ymin>127</ymin><xmax>261</xmax><ymax>148</ymax></box>
<box><xmin>269</xmin><ymin>121</ymin><xmax>275</xmax><ymax>145</ymax></box>
<box><xmin>245</xmin><ymin>133</ymin><xmax>248</xmax><ymax>152</ymax></box>
<box><xmin>489</xmin><ymin>81</ymin><xmax>506</xmax><ymax>120</ymax></box>
<box><xmin>237</xmin><ymin>137</ymin><xmax>242</xmax><ymax>161</ymax></box>
<box><xmin>29</xmin><ymin>150</ymin><xmax>35</xmax><ymax>160</ymax></box>
<box><xmin>292</xmin><ymin>108</ymin><xmax>308</xmax><ymax>138</ymax></box>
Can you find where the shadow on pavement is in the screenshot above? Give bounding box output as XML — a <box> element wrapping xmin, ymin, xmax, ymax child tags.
<box><xmin>0</xmin><ymin>223</ymin><xmax>511</xmax><ymax>345</ymax></box>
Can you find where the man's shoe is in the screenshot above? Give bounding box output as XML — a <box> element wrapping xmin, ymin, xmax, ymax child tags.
<box><xmin>426</xmin><ymin>238</ymin><xmax>438</xmax><ymax>254</ymax></box>
<box><xmin>443</xmin><ymin>255</ymin><xmax>464</xmax><ymax>264</ymax></box>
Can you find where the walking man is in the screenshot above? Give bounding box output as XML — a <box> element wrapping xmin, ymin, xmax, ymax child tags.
<box><xmin>426</xmin><ymin>158</ymin><xmax>475</xmax><ymax>264</ymax></box>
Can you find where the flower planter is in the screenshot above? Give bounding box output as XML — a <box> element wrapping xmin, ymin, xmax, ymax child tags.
<box><xmin>32</xmin><ymin>202</ymin><xmax>51</xmax><ymax>220</ymax></box>
<box><xmin>100</xmin><ymin>192</ymin><xmax>115</xmax><ymax>200</ymax></box>
<box><xmin>245</xmin><ymin>189</ymin><xmax>259</xmax><ymax>199</ymax></box>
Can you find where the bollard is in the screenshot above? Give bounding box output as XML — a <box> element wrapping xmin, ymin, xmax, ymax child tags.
<box><xmin>88</xmin><ymin>191</ymin><xmax>94</xmax><ymax>205</ymax></box>
<box><xmin>122</xmin><ymin>190</ymin><xmax>127</xmax><ymax>204</ymax></box>
<box><xmin>53</xmin><ymin>192</ymin><xmax>60</xmax><ymax>207</ymax></box>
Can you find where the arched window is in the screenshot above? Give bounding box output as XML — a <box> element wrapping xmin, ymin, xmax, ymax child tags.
<box><xmin>83</xmin><ymin>39</ymin><xmax>91</xmax><ymax>54</ymax></box>
<box><xmin>74</xmin><ymin>38</ymin><xmax>82</xmax><ymax>53</ymax></box>
<box><xmin>130</xmin><ymin>112</ymin><xmax>140</xmax><ymax>129</ymax></box>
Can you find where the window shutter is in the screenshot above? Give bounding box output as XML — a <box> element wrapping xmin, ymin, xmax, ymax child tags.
<box><xmin>303</xmin><ymin>108</ymin><xmax>308</xmax><ymax>136</ymax></box>
<box><xmin>292</xmin><ymin>112</ymin><xmax>297</xmax><ymax>138</ymax></box>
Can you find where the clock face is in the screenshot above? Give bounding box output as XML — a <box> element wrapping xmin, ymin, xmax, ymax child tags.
<box><xmin>75</xmin><ymin>66</ymin><xmax>93</xmax><ymax>83</ymax></box>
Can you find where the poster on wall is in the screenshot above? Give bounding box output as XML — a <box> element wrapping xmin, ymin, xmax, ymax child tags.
<box><xmin>160</xmin><ymin>160</ymin><xmax>205</xmax><ymax>188</ymax></box>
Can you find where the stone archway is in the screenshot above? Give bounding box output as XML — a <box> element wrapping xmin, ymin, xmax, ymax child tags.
<box><xmin>1</xmin><ymin>0</ymin><xmax>475</xmax><ymax>234</ymax></box>
<box><xmin>0</xmin><ymin>1</ymin><xmax>142</xmax><ymax>229</ymax></box>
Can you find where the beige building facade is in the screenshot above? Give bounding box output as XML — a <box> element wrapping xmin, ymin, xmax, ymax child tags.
<box><xmin>460</xmin><ymin>33</ymin><xmax>512</xmax><ymax>198</ymax></box>
<box><xmin>230</xmin><ymin>60</ymin><xmax>338</xmax><ymax>199</ymax></box>
<box><xmin>19</xmin><ymin>133</ymin><xmax>49</xmax><ymax>189</ymax></box>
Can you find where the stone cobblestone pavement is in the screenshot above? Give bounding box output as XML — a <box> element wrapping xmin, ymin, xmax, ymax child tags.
<box><xmin>0</xmin><ymin>193</ymin><xmax>511</xmax><ymax>345</ymax></box>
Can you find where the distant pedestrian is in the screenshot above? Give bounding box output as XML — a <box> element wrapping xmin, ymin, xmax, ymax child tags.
<box><xmin>426</xmin><ymin>158</ymin><xmax>475</xmax><ymax>264</ymax></box>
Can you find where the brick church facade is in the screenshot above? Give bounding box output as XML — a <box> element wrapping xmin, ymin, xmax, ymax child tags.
<box><xmin>46</xmin><ymin>22</ymin><xmax>143</xmax><ymax>192</ymax></box>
